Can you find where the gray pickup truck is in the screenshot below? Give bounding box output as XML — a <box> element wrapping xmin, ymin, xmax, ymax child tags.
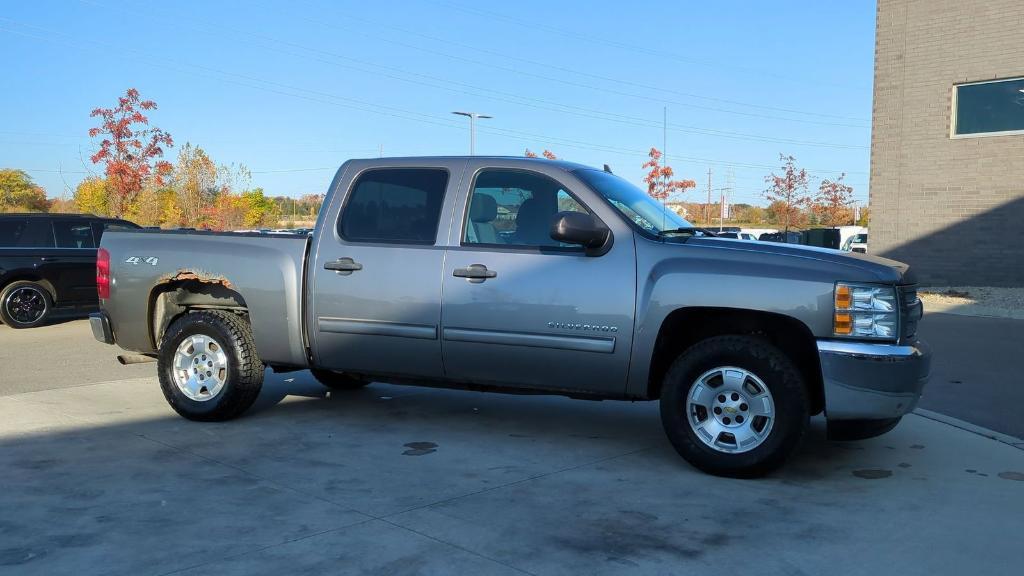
<box><xmin>91</xmin><ymin>156</ymin><xmax>930</xmax><ymax>477</ymax></box>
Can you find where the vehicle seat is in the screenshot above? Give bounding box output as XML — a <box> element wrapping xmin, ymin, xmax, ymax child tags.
<box><xmin>468</xmin><ymin>193</ymin><xmax>498</xmax><ymax>244</ymax></box>
<box><xmin>514</xmin><ymin>197</ymin><xmax>554</xmax><ymax>245</ymax></box>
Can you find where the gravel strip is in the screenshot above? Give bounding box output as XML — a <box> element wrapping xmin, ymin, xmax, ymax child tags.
<box><xmin>920</xmin><ymin>286</ymin><xmax>1024</xmax><ymax>319</ymax></box>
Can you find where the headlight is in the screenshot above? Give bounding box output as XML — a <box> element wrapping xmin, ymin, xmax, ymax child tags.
<box><xmin>834</xmin><ymin>282</ymin><xmax>898</xmax><ymax>340</ymax></box>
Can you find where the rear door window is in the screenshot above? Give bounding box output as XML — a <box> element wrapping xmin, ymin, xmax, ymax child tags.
<box><xmin>0</xmin><ymin>218</ymin><xmax>54</xmax><ymax>247</ymax></box>
<box><xmin>337</xmin><ymin>168</ymin><xmax>449</xmax><ymax>244</ymax></box>
<box><xmin>53</xmin><ymin>220</ymin><xmax>97</xmax><ymax>249</ymax></box>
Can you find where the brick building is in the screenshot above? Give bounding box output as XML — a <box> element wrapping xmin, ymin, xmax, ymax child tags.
<box><xmin>870</xmin><ymin>0</ymin><xmax>1024</xmax><ymax>286</ymax></box>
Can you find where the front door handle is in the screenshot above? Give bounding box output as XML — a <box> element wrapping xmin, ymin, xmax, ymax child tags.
<box><xmin>453</xmin><ymin>264</ymin><xmax>497</xmax><ymax>283</ymax></box>
<box><xmin>324</xmin><ymin>257</ymin><xmax>363</xmax><ymax>275</ymax></box>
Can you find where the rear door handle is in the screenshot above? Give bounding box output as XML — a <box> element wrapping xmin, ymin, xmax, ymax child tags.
<box><xmin>324</xmin><ymin>257</ymin><xmax>363</xmax><ymax>275</ymax></box>
<box><xmin>40</xmin><ymin>256</ymin><xmax>60</xmax><ymax>262</ymax></box>
<box><xmin>453</xmin><ymin>264</ymin><xmax>497</xmax><ymax>283</ymax></box>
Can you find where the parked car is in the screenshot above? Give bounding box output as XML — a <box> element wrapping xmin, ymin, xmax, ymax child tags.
<box><xmin>715</xmin><ymin>231</ymin><xmax>758</xmax><ymax>241</ymax></box>
<box><xmin>843</xmin><ymin>233</ymin><xmax>869</xmax><ymax>253</ymax></box>
<box><xmin>759</xmin><ymin>230</ymin><xmax>803</xmax><ymax>244</ymax></box>
<box><xmin>92</xmin><ymin>157</ymin><xmax>929</xmax><ymax>477</ymax></box>
<box><xmin>0</xmin><ymin>213</ymin><xmax>139</xmax><ymax>328</ymax></box>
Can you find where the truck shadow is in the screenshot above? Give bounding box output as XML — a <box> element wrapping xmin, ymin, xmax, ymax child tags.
<box><xmin>248</xmin><ymin>367</ymin><xmax>870</xmax><ymax>482</ymax></box>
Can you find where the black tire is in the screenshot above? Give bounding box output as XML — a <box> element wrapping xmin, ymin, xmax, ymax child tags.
<box><xmin>0</xmin><ymin>280</ymin><xmax>53</xmax><ymax>329</ymax></box>
<box><xmin>157</xmin><ymin>310</ymin><xmax>264</xmax><ymax>421</ymax></box>
<box><xmin>310</xmin><ymin>368</ymin><xmax>370</xmax><ymax>390</ymax></box>
<box><xmin>659</xmin><ymin>335</ymin><xmax>809</xmax><ymax>478</ymax></box>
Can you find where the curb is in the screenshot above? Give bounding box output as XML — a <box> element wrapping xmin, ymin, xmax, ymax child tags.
<box><xmin>913</xmin><ymin>408</ymin><xmax>1024</xmax><ymax>450</ymax></box>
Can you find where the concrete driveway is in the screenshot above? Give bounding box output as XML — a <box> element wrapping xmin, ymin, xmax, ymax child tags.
<box><xmin>2</xmin><ymin>363</ymin><xmax>1023</xmax><ymax>575</ymax></box>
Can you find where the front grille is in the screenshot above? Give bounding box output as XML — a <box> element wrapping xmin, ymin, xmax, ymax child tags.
<box><xmin>899</xmin><ymin>285</ymin><xmax>920</xmax><ymax>339</ymax></box>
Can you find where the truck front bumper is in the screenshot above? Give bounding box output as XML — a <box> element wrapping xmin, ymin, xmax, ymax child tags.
<box><xmin>89</xmin><ymin>312</ymin><xmax>114</xmax><ymax>345</ymax></box>
<box><xmin>817</xmin><ymin>338</ymin><xmax>931</xmax><ymax>437</ymax></box>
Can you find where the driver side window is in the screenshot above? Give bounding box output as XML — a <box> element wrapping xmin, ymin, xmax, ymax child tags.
<box><xmin>463</xmin><ymin>169</ymin><xmax>587</xmax><ymax>248</ymax></box>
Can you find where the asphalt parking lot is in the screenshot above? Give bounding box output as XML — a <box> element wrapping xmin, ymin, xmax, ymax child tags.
<box><xmin>1</xmin><ymin>315</ymin><xmax>1022</xmax><ymax>575</ymax></box>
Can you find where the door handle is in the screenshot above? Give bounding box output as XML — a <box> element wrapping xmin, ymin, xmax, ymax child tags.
<box><xmin>40</xmin><ymin>256</ymin><xmax>60</xmax><ymax>262</ymax></box>
<box><xmin>453</xmin><ymin>264</ymin><xmax>496</xmax><ymax>283</ymax></box>
<box><xmin>324</xmin><ymin>257</ymin><xmax>363</xmax><ymax>275</ymax></box>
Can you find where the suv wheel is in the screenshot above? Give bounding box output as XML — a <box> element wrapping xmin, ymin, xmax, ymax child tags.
<box><xmin>310</xmin><ymin>369</ymin><xmax>370</xmax><ymax>390</ymax></box>
<box><xmin>158</xmin><ymin>310</ymin><xmax>263</xmax><ymax>421</ymax></box>
<box><xmin>0</xmin><ymin>281</ymin><xmax>53</xmax><ymax>328</ymax></box>
<box><xmin>660</xmin><ymin>335</ymin><xmax>809</xmax><ymax>477</ymax></box>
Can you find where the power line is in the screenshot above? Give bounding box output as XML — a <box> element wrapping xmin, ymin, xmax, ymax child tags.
<box><xmin>77</xmin><ymin>0</ymin><xmax>868</xmax><ymax>149</ymax></box>
<box><xmin>430</xmin><ymin>0</ymin><xmax>872</xmax><ymax>95</ymax></box>
<box><xmin>0</xmin><ymin>19</ymin><xmax>865</xmax><ymax>182</ymax></box>
<box><xmin>253</xmin><ymin>0</ymin><xmax>869</xmax><ymax>129</ymax></box>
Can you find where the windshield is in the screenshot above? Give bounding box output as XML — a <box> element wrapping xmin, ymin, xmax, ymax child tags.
<box><xmin>574</xmin><ymin>168</ymin><xmax>693</xmax><ymax>234</ymax></box>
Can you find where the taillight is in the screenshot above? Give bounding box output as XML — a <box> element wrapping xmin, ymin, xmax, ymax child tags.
<box><xmin>97</xmin><ymin>247</ymin><xmax>110</xmax><ymax>299</ymax></box>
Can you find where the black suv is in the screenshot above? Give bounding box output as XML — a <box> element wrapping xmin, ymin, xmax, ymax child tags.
<box><xmin>0</xmin><ymin>213</ymin><xmax>140</xmax><ymax>328</ymax></box>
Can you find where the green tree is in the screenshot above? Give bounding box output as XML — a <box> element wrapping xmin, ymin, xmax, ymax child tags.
<box><xmin>241</xmin><ymin>188</ymin><xmax>280</xmax><ymax>228</ymax></box>
<box><xmin>0</xmin><ymin>169</ymin><xmax>49</xmax><ymax>212</ymax></box>
<box><xmin>73</xmin><ymin>177</ymin><xmax>110</xmax><ymax>215</ymax></box>
<box><xmin>172</xmin><ymin>143</ymin><xmax>219</xmax><ymax>227</ymax></box>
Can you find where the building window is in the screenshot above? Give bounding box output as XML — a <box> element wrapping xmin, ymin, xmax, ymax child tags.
<box><xmin>953</xmin><ymin>77</ymin><xmax>1024</xmax><ymax>136</ymax></box>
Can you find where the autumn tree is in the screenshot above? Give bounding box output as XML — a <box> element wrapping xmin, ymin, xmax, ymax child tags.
<box><xmin>0</xmin><ymin>169</ymin><xmax>49</xmax><ymax>212</ymax></box>
<box><xmin>524</xmin><ymin>149</ymin><xmax>558</xmax><ymax>159</ymax></box>
<box><xmin>73</xmin><ymin>177</ymin><xmax>110</xmax><ymax>215</ymax></box>
<box><xmin>857</xmin><ymin>206</ymin><xmax>869</xmax><ymax>227</ymax></box>
<box><xmin>642</xmin><ymin>148</ymin><xmax>696</xmax><ymax>202</ymax></box>
<box><xmin>172</xmin><ymin>143</ymin><xmax>219</xmax><ymax>227</ymax></box>
<box><xmin>814</xmin><ymin>173</ymin><xmax>854</xmax><ymax>227</ymax></box>
<box><xmin>88</xmin><ymin>88</ymin><xmax>173</xmax><ymax>218</ymax></box>
<box><xmin>764</xmin><ymin>154</ymin><xmax>811</xmax><ymax>233</ymax></box>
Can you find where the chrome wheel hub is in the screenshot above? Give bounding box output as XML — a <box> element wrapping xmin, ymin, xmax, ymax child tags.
<box><xmin>172</xmin><ymin>335</ymin><xmax>229</xmax><ymax>402</ymax></box>
<box><xmin>4</xmin><ymin>286</ymin><xmax>46</xmax><ymax>324</ymax></box>
<box><xmin>686</xmin><ymin>366</ymin><xmax>775</xmax><ymax>454</ymax></box>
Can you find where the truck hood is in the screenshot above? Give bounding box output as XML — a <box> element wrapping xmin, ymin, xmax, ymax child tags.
<box><xmin>685</xmin><ymin>237</ymin><xmax>914</xmax><ymax>284</ymax></box>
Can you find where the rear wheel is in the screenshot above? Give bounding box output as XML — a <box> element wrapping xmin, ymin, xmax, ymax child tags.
<box><xmin>659</xmin><ymin>335</ymin><xmax>809</xmax><ymax>477</ymax></box>
<box><xmin>157</xmin><ymin>310</ymin><xmax>263</xmax><ymax>421</ymax></box>
<box><xmin>311</xmin><ymin>368</ymin><xmax>370</xmax><ymax>390</ymax></box>
<box><xmin>0</xmin><ymin>281</ymin><xmax>52</xmax><ymax>329</ymax></box>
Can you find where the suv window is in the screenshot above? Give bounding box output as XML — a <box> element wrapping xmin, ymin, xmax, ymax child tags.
<box><xmin>463</xmin><ymin>169</ymin><xmax>587</xmax><ymax>248</ymax></box>
<box><xmin>53</xmin><ymin>220</ymin><xmax>96</xmax><ymax>249</ymax></box>
<box><xmin>0</xmin><ymin>218</ymin><xmax>54</xmax><ymax>248</ymax></box>
<box><xmin>338</xmin><ymin>168</ymin><xmax>448</xmax><ymax>244</ymax></box>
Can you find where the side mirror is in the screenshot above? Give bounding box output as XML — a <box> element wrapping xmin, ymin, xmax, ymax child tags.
<box><xmin>550</xmin><ymin>211</ymin><xmax>612</xmax><ymax>256</ymax></box>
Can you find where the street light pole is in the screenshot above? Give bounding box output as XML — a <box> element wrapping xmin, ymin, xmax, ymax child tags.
<box><xmin>452</xmin><ymin>111</ymin><xmax>492</xmax><ymax>155</ymax></box>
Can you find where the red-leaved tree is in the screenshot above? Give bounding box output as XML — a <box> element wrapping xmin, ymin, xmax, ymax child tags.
<box><xmin>89</xmin><ymin>88</ymin><xmax>174</xmax><ymax>217</ymax></box>
<box><xmin>814</xmin><ymin>173</ymin><xmax>855</xmax><ymax>226</ymax></box>
<box><xmin>524</xmin><ymin>149</ymin><xmax>558</xmax><ymax>159</ymax></box>
<box><xmin>642</xmin><ymin>147</ymin><xmax>696</xmax><ymax>201</ymax></box>
<box><xmin>764</xmin><ymin>154</ymin><xmax>810</xmax><ymax>234</ymax></box>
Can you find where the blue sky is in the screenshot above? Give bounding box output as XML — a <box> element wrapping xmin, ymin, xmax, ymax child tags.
<box><xmin>1</xmin><ymin>0</ymin><xmax>876</xmax><ymax>206</ymax></box>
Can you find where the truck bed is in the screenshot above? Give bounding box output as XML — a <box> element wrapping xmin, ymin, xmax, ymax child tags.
<box><xmin>100</xmin><ymin>229</ymin><xmax>311</xmax><ymax>367</ymax></box>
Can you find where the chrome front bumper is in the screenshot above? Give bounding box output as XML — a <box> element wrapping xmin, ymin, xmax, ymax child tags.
<box><xmin>817</xmin><ymin>339</ymin><xmax>931</xmax><ymax>421</ymax></box>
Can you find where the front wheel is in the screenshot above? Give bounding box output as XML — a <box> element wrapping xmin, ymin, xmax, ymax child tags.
<box><xmin>659</xmin><ymin>335</ymin><xmax>809</xmax><ymax>478</ymax></box>
<box><xmin>0</xmin><ymin>281</ymin><xmax>53</xmax><ymax>328</ymax></box>
<box><xmin>157</xmin><ymin>310</ymin><xmax>264</xmax><ymax>421</ymax></box>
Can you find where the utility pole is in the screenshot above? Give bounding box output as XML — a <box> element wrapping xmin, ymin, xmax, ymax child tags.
<box><xmin>662</xmin><ymin>107</ymin><xmax>668</xmax><ymax>231</ymax></box>
<box><xmin>452</xmin><ymin>111</ymin><xmax>492</xmax><ymax>155</ymax></box>
<box><xmin>705</xmin><ymin>167</ymin><xmax>712</xmax><ymax>225</ymax></box>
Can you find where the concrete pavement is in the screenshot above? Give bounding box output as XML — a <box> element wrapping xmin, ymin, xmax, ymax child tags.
<box><xmin>1</xmin><ymin>317</ymin><xmax>1022</xmax><ymax>575</ymax></box>
<box><xmin>1</xmin><ymin>369</ymin><xmax>1022</xmax><ymax>575</ymax></box>
<box><xmin>0</xmin><ymin>318</ymin><xmax>154</xmax><ymax>396</ymax></box>
<box><xmin>916</xmin><ymin>312</ymin><xmax>1024</xmax><ymax>438</ymax></box>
